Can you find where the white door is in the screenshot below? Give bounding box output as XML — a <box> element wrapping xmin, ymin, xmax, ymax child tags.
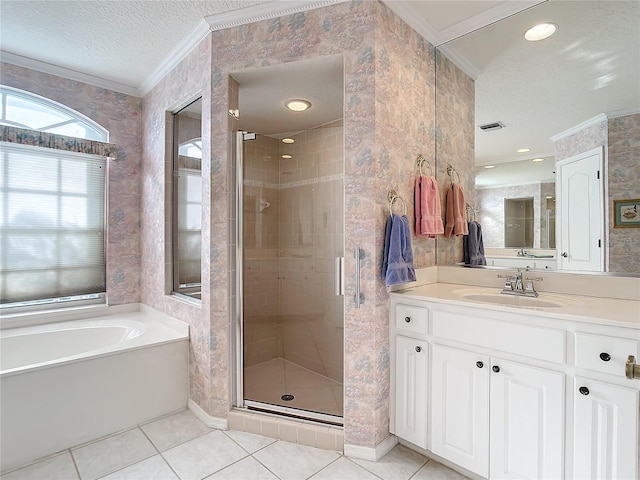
<box><xmin>573</xmin><ymin>377</ymin><xmax>639</xmax><ymax>480</ymax></box>
<box><xmin>489</xmin><ymin>359</ymin><xmax>565</xmax><ymax>479</ymax></box>
<box><xmin>394</xmin><ymin>336</ymin><xmax>428</xmax><ymax>449</ymax></box>
<box><xmin>557</xmin><ymin>146</ymin><xmax>604</xmax><ymax>271</ymax></box>
<box><xmin>431</xmin><ymin>344</ymin><xmax>490</xmax><ymax>477</ymax></box>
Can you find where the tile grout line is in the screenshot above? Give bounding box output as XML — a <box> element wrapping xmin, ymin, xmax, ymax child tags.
<box><xmin>137</xmin><ymin>424</ymin><xmax>183</xmax><ymax>480</ymax></box>
<box><xmin>69</xmin><ymin>448</ymin><xmax>83</xmax><ymax>480</ymax></box>
<box><xmin>220</xmin><ymin>430</ymin><xmax>284</xmax><ymax>480</ymax></box>
<box><xmin>91</xmin><ymin>427</ymin><xmax>157</xmax><ymax>480</ymax></box>
<box><xmin>342</xmin><ymin>455</ymin><xmax>387</xmax><ymax>480</ymax></box>
<box><xmin>406</xmin><ymin>457</ymin><xmax>429</xmax><ymax>480</ymax></box>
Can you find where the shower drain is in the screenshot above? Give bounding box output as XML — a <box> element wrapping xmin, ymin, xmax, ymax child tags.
<box><xmin>281</xmin><ymin>394</ymin><xmax>295</xmax><ymax>401</ymax></box>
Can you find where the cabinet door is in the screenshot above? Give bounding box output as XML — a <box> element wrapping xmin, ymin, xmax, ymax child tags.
<box><xmin>573</xmin><ymin>377</ymin><xmax>639</xmax><ymax>479</ymax></box>
<box><xmin>431</xmin><ymin>344</ymin><xmax>490</xmax><ymax>477</ymax></box>
<box><xmin>394</xmin><ymin>335</ymin><xmax>428</xmax><ymax>449</ymax></box>
<box><xmin>490</xmin><ymin>359</ymin><xmax>564</xmax><ymax>479</ymax></box>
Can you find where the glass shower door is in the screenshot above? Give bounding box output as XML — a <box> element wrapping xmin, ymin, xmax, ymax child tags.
<box><xmin>240</xmin><ymin>122</ymin><xmax>344</xmax><ymax>422</ymax></box>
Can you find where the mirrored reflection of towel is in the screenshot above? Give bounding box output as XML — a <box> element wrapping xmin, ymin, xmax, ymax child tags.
<box><xmin>444</xmin><ymin>183</ymin><xmax>469</xmax><ymax>237</ymax></box>
<box><xmin>464</xmin><ymin>220</ymin><xmax>487</xmax><ymax>266</ymax></box>
<box><xmin>382</xmin><ymin>214</ymin><xmax>416</xmax><ymax>287</ymax></box>
<box><xmin>414</xmin><ymin>176</ymin><xmax>444</xmax><ymax>238</ymax></box>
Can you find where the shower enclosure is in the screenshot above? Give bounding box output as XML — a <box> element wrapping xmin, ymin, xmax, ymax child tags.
<box><xmin>236</xmin><ymin>121</ymin><xmax>344</xmax><ymax>423</ymax></box>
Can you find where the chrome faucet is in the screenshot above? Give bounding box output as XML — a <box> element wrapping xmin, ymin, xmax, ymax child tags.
<box><xmin>515</xmin><ymin>248</ymin><xmax>528</xmax><ymax>257</ymax></box>
<box><xmin>497</xmin><ymin>269</ymin><xmax>542</xmax><ymax>297</ymax></box>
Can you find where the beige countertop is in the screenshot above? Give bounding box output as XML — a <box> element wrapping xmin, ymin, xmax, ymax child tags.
<box><xmin>392</xmin><ymin>283</ymin><xmax>640</xmax><ymax>330</ymax></box>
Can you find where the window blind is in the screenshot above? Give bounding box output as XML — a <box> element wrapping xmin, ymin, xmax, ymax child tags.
<box><xmin>0</xmin><ymin>142</ymin><xmax>106</xmax><ymax>305</ymax></box>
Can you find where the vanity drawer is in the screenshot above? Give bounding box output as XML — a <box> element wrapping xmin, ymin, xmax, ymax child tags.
<box><xmin>431</xmin><ymin>310</ymin><xmax>566</xmax><ymax>364</ymax></box>
<box><xmin>575</xmin><ymin>332</ymin><xmax>639</xmax><ymax>377</ymax></box>
<box><xmin>395</xmin><ymin>303</ymin><xmax>428</xmax><ymax>335</ymax></box>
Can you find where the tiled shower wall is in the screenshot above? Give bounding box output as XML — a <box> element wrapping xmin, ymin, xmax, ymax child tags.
<box><xmin>477</xmin><ymin>182</ymin><xmax>554</xmax><ymax>249</ymax></box>
<box><xmin>243</xmin><ymin>121</ymin><xmax>344</xmax><ymax>384</ymax></box>
<box><xmin>278</xmin><ymin>120</ymin><xmax>344</xmax><ymax>383</ymax></box>
<box><xmin>243</xmin><ymin>135</ymin><xmax>282</xmax><ymax>367</ymax></box>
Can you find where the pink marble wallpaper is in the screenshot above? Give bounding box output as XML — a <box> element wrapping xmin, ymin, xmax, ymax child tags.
<box><xmin>141</xmin><ymin>36</ymin><xmax>214</xmax><ymax>412</ymax></box>
<box><xmin>0</xmin><ymin>63</ymin><xmax>142</xmax><ymax>306</ymax></box>
<box><xmin>434</xmin><ymin>51</ymin><xmax>476</xmax><ymax>266</ymax></box>
<box><xmin>607</xmin><ymin>113</ymin><xmax>640</xmax><ymax>273</ymax></box>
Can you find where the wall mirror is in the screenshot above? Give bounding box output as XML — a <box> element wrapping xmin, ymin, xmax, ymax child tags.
<box><xmin>436</xmin><ymin>0</ymin><xmax>639</xmax><ymax>274</ymax></box>
<box><xmin>172</xmin><ymin>97</ymin><xmax>202</xmax><ymax>299</ymax></box>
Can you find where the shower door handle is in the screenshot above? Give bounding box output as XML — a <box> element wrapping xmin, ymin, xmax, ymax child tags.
<box><xmin>335</xmin><ymin>257</ymin><xmax>344</xmax><ymax>296</ymax></box>
<box><xmin>354</xmin><ymin>247</ymin><xmax>365</xmax><ymax>308</ymax></box>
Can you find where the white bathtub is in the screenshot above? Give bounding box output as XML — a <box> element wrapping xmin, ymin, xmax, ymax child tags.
<box><xmin>0</xmin><ymin>304</ymin><xmax>189</xmax><ymax>473</ymax></box>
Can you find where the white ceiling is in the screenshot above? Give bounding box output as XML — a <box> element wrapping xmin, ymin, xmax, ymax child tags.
<box><xmin>1</xmin><ymin>0</ymin><xmax>638</xmax><ymax>185</ymax></box>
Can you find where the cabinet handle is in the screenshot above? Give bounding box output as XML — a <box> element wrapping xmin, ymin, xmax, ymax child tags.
<box><xmin>476</xmin><ymin>361</ymin><xmax>484</xmax><ymax>368</ymax></box>
<box><xmin>492</xmin><ymin>365</ymin><xmax>500</xmax><ymax>373</ymax></box>
<box><xmin>626</xmin><ymin>355</ymin><xmax>640</xmax><ymax>379</ymax></box>
<box><xmin>404</xmin><ymin>316</ymin><xmax>411</xmax><ymax>323</ymax></box>
<box><xmin>579</xmin><ymin>386</ymin><xmax>590</xmax><ymax>396</ymax></box>
<box><xmin>599</xmin><ymin>352</ymin><xmax>611</xmax><ymax>362</ymax></box>
<box><xmin>415</xmin><ymin>346</ymin><xmax>422</xmax><ymax>353</ymax></box>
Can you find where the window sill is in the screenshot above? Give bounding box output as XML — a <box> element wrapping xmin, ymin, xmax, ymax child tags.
<box><xmin>0</xmin><ymin>303</ymin><xmax>137</xmax><ymax>330</ymax></box>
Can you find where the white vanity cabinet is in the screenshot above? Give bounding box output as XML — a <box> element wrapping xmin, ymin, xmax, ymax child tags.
<box><xmin>571</xmin><ymin>331</ymin><xmax>640</xmax><ymax>479</ymax></box>
<box><xmin>389</xmin><ymin>293</ymin><xmax>640</xmax><ymax>480</ymax></box>
<box><xmin>429</xmin><ymin>316</ymin><xmax>564</xmax><ymax>479</ymax></box>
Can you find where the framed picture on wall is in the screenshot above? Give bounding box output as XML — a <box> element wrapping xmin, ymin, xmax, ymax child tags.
<box><xmin>613</xmin><ymin>199</ymin><xmax>640</xmax><ymax>228</ymax></box>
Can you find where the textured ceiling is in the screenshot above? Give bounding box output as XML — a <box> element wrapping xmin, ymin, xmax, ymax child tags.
<box><xmin>0</xmin><ymin>0</ymin><xmax>266</xmax><ymax>87</ymax></box>
<box><xmin>446</xmin><ymin>0</ymin><xmax>640</xmax><ymax>171</ymax></box>
<box><xmin>1</xmin><ymin>0</ymin><xmax>637</xmax><ymax>183</ymax></box>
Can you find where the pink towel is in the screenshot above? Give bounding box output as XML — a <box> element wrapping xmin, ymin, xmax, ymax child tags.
<box><xmin>444</xmin><ymin>183</ymin><xmax>469</xmax><ymax>237</ymax></box>
<box><xmin>414</xmin><ymin>176</ymin><xmax>444</xmax><ymax>238</ymax></box>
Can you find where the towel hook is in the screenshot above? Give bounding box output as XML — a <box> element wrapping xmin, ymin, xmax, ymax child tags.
<box><xmin>416</xmin><ymin>154</ymin><xmax>432</xmax><ymax>177</ymax></box>
<box><xmin>466</xmin><ymin>203</ymin><xmax>476</xmax><ymax>221</ymax></box>
<box><xmin>388</xmin><ymin>189</ymin><xmax>407</xmax><ymax>217</ymax></box>
<box><xmin>447</xmin><ymin>164</ymin><xmax>461</xmax><ymax>184</ymax></box>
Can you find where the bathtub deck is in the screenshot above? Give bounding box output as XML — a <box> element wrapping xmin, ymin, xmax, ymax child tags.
<box><xmin>0</xmin><ymin>409</ymin><xmax>469</xmax><ymax>480</ymax></box>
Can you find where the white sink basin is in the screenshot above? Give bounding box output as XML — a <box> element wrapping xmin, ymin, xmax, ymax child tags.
<box><xmin>460</xmin><ymin>293</ymin><xmax>564</xmax><ymax>308</ymax></box>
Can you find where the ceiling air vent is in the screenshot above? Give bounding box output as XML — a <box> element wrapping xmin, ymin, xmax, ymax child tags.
<box><xmin>478</xmin><ymin>121</ymin><xmax>505</xmax><ymax>131</ymax></box>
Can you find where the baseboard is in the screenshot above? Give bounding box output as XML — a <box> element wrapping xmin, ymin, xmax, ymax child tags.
<box><xmin>188</xmin><ymin>399</ymin><xmax>228</xmax><ymax>430</ymax></box>
<box><xmin>344</xmin><ymin>435</ymin><xmax>398</xmax><ymax>461</ymax></box>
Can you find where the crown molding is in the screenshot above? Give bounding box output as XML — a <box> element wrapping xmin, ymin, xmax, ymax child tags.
<box><xmin>437</xmin><ymin>44</ymin><xmax>482</xmax><ymax>80</ymax></box>
<box><xmin>0</xmin><ymin>51</ymin><xmax>140</xmax><ymax>97</ymax></box>
<box><xmin>437</xmin><ymin>0</ymin><xmax>544</xmax><ymax>46</ymax></box>
<box><xmin>550</xmin><ymin>113</ymin><xmax>608</xmax><ymax>142</ymax></box>
<box><xmin>606</xmin><ymin>107</ymin><xmax>640</xmax><ymax>119</ymax></box>
<box><xmin>381</xmin><ymin>0</ymin><xmax>440</xmax><ymax>47</ymax></box>
<box><xmin>139</xmin><ymin>19</ymin><xmax>211</xmax><ymax>97</ymax></box>
<box><xmin>205</xmin><ymin>0</ymin><xmax>348</xmax><ymax>31</ymax></box>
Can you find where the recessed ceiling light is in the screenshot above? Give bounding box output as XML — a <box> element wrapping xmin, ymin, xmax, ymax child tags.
<box><xmin>517</xmin><ymin>148</ymin><xmax>530</xmax><ymax>153</ymax></box>
<box><xmin>282</xmin><ymin>154</ymin><xmax>292</xmax><ymax>159</ymax></box>
<box><xmin>484</xmin><ymin>165</ymin><xmax>495</xmax><ymax>169</ymax></box>
<box><xmin>532</xmin><ymin>158</ymin><xmax>544</xmax><ymax>162</ymax></box>
<box><xmin>525</xmin><ymin>23</ymin><xmax>557</xmax><ymax>42</ymax></box>
<box><xmin>285</xmin><ymin>99</ymin><xmax>311</xmax><ymax>112</ymax></box>
<box><xmin>282</xmin><ymin>138</ymin><xmax>295</xmax><ymax>144</ymax></box>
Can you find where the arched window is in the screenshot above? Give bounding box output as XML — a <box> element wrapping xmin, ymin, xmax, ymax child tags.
<box><xmin>1</xmin><ymin>87</ymin><xmax>108</xmax><ymax>312</ymax></box>
<box><xmin>0</xmin><ymin>85</ymin><xmax>108</xmax><ymax>141</ymax></box>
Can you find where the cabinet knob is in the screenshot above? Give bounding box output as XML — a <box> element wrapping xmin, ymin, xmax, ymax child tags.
<box><xmin>561</xmin><ymin>252</ymin><xmax>568</xmax><ymax>258</ymax></box>
<box><xmin>476</xmin><ymin>361</ymin><xmax>484</xmax><ymax>368</ymax></box>
<box><xmin>599</xmin><ymin>352</ymin><xmax>611</xmax><ymax>362</ymax></box>
<box><xmin>492</xmin><ymin>365</ymin><xmax>500</xmax><ymax>373</ymax></box>
<box><xmin>404</xmin><ymin>316</ymin><xmax>411</xmax><ymax>323</ymax></box>
<box><xmin>415</xmin><ymin>346</ymin><xmax>422</xmax><ymax>353</ymax></box>
<box><xmin>579</xmin><ymin>386</ymin><xmax>590</xmax><ymax>396</ymax></box>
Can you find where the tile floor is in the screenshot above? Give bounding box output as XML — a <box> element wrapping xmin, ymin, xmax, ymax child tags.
<box><xmin>244</xmin><ymin>358</ymin><xmax>343</xmax><ymax>417</ymax></box>
<box><xmin>2</xmin><ymin>409</ymin><xmax>470</xmax><ymax>480</ymax></box>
